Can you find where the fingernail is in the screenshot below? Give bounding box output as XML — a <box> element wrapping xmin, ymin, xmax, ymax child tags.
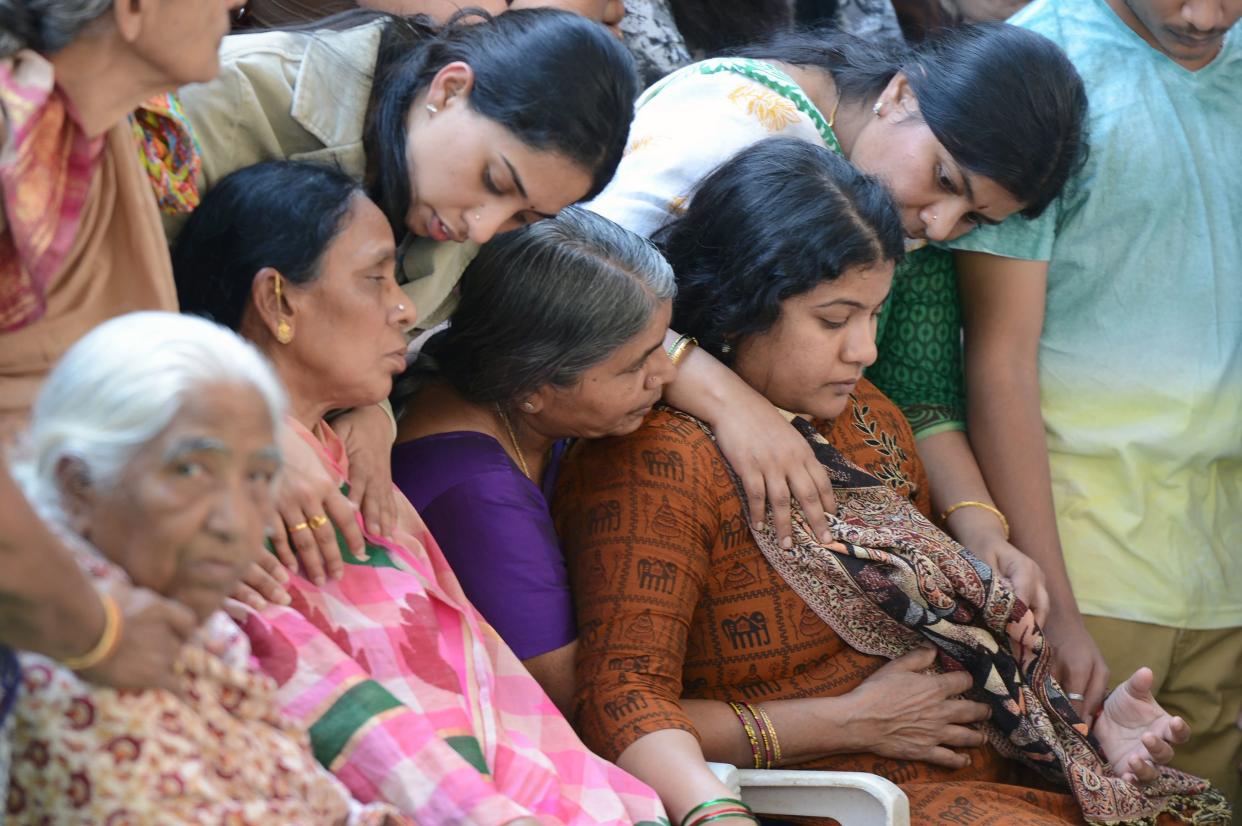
<box><xmin>820</xmin><ymin>530</ymin><xmax>834</xmax><ymax>543</ymax></box>
<box><xmin>781</xmin><ymin>536</ymin><xmax>793</xmax><ymax>549</ymax></box>
<box><xmin>367</xmin><ymin>522</ymin><xmax>380</xmax><ymax>535</ymax></box>
<box><xmin>333</xmin><ymin>568</ymin><xmax>344</xmax><ymax>581</ymax></box>
<box><xmin>277</xmin><ymin>591</ymin><xmax>291</xmax><ymax>605</ymax></box>
<box><xmin>314</xmin><ymin>574</ymin><xmax>326</xmax><ymax>587</ymax></box>
<box><xmin>275</xmin><ymin>567</ymin><xmax>289</xmax><ymax>583</ymax></box>
<box><xmin>753</xmin><ymin>522</ymin><xmax>764</xmax><ymax>532</ymax></box>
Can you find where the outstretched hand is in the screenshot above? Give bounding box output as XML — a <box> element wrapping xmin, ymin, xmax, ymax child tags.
<box><xmin>1093</xmin><ymin>667</ymin><xmax>1190</xmax><ymax>784</ymax></box>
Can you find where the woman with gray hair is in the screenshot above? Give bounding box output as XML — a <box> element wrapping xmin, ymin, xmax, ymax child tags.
<box><xmin>5</xmin><ymin>311</ymin><xmax>404</xmax><ymax>824</ymax></box>
<box><xmin>392</xmin><ymin>206</ymin><xmax>678</xmax><ymax>712</ymax></box>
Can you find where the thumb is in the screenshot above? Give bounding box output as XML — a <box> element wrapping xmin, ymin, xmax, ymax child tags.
<box><xmin>1122</xmin><ymin>666</ymin><xmax>1155</xmax><ymax>703</ymax></box>
<box><xmin>890</xmin><ymin>644</ymin><xmax>938</xmax><ymax>671</ymax></box>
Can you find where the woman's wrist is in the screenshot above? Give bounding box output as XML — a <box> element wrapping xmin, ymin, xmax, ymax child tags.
<box><xmin>61</xmin><ymin>590</ymin><xmax>123</xmax><ymax>671</ymax></box>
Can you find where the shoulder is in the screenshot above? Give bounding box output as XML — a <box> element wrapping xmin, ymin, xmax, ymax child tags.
<box><xmin>394</xmin><ymin>431</ymin><xmax>529</xmax><ymax>506</ymax></box>
<box><xmin>567</xmin><ymin>407</ymin><xmax>720</xmax><ymax>474</ymax></box>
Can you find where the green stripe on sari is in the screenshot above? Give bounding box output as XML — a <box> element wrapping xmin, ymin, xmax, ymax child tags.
<box><xmin>309</xmin><ymin>679</ymin><xmax>403</xmax><ymax>767</ymax></box>
<box><xmin>445</xmin><ymin>734</ymin><xmax>491</xmax><ymax>776</ymax></box>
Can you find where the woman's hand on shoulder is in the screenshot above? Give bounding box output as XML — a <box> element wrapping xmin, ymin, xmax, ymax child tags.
<box><xmin>271</xmin><ymin>422</ymin><xmax>363</xmax><ymax>586</ymax></box>
<box><xmin>711</xmin><ymin>388</ymin><xmax>837</xmax><ymax>548</ymax></box>
<box><xmin>333</xmin><ymin>404</ymin><xmax>399</xmax><ymax>539</ymax></box>
<box><xmin>80</xmin><ymin>584</ymin><xmax>198</xmax><ymax>694</ymax></box>
<box><xmin>833</xmin><ymin>646</ymin><xmax>990</xmax><ymax>769</ymax></box>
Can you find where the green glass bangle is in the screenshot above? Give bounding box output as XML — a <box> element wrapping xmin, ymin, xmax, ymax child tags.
<box><xmin>688</xmin><ymin>812</ymin><xmax>759</xmax><ymax>826</ymax></box>
<box><xmin>680</xmin><ymin>797</ymin><xmax>748</xmax><ymax>826</ymax></box>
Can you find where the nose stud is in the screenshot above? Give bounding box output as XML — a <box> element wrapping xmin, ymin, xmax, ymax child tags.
<box><xmin>396</xmin><ymin>304</ymin><xmax>406</xmax><ymax>311</ymax></box>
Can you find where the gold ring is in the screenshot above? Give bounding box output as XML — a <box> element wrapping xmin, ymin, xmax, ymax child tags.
<box><xmin>308</xmin><ymin>514</ymin><xmax>330</xmax><ymax>530</ymax></box>
<box><xmin>290</xmin><ymin>521</ymin><xmax>310</xmax><ymax>533</ymax></box>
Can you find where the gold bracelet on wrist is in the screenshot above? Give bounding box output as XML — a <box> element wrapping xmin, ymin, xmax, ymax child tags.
<box><xmin>940</xmin><ymin>500</ymin><xmax>1010</xmax><ymax>540</ymax></box>
<box><xmin>667</xmin><ymin>335</ymin><xmax>698</xmax><ymax>367</ymax></box>
<box><xmin>61</xmin><ymin>592</ymin><xmax>123</xmax><ymax>672</ymax></box>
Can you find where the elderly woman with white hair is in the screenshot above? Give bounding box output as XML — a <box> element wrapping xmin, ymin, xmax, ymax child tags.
<box><xmin>5</xmin><ymin>311</ymin><xmax>405</xmax><ymax>824</ymax></box>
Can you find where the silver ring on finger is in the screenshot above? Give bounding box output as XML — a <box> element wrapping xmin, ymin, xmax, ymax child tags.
<box><xmin>1066</xmin><ymin>692</ymin><xmax>1085</xmax><ymax>702</ymax></box>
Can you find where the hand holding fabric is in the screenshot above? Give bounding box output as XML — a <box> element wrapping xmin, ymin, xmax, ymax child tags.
<box><xmin>835</xmin><ymin>646</ymin><xmax>990</xmax><ymax>769</ymax></box>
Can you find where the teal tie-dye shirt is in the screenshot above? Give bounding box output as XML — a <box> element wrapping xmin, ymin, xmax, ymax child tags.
<box><xmin>950</xmin><ymin>0</ymin><xmax>1242</xmax><ymax>629</ymax></box>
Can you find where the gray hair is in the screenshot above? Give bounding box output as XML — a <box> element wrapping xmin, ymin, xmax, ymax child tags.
<box><xmin>9</xmin><ymin>311</ymin><xmax>287</xmax><ymax>520</ymax></box>
<box><xmin>0</xmin><ymin>0</ymin><xmax>113</xmax><ymax>57</ymax></box>
<box><xmin>410</xmin><ymin>206</ymin><xmax>676</xmax><ymax>407</ymax></box>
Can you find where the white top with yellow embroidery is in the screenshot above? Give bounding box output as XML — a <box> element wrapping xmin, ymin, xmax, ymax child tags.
<box><xmin>586</xmin><ymin>59</ymin><xmax>832</xmax><ymax>238</ymax></box>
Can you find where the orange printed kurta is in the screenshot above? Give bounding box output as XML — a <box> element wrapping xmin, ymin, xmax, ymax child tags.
<box><xmin>555</xmin><ymin>379</ymin><xmax>1086</xmax><ymax>825</ymax></box>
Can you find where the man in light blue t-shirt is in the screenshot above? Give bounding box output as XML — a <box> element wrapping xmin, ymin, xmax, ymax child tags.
<box><xmin>950</xmin><ymin>0</ymin><xmax>1242</xmax><ymax>799</ymax></box>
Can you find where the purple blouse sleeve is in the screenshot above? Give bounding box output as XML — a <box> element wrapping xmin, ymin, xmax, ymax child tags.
<box><xmin>418</xmin><ymin>471</ymin><xmax>577</xmax><ymax>660</ymax></box>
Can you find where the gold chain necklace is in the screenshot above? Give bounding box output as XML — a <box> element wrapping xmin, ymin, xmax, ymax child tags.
<box><xmin>495</xmin><ymin>403</ymin><xmax>532</xmax><ymax>480</ymax></box>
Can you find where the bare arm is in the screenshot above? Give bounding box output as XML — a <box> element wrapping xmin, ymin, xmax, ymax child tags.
<box><xmin>955</xmin><ymin>250</ymin><xmax>1108</xmax><ymax>715</ymax></box>
<box><xmin>615</xmin><ymin>729</ymin><xmax>751</xmax><ymax>825</ymax></box>
<box><xmin>917</xmin><ymin>430</ymin><xmax>1049</xmax><ymax>625</ymax></box>
<box><xmin>0</xmin><ymin>455</ymin><xmax>104</xmax><ymax>658</ymax></box>
<box><xmin>521</xmin><ymin>640</ymin><xmax>576</xmax><ymax>718</ymax></box>
<box><xmin>683</xmin><ymin>647</ymin><xmax>987</xmax><ymax>771</ymax></box>
<box><xmin>0</xmin><ymin>456</ymin><xmax>196</xmax><ymax>691</ymax></box>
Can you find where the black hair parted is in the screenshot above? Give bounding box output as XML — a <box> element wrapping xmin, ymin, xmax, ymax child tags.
<box><xmin>728</xmin><ymin>22</ymin><xmax>1088</xmax><ymax>218</ymax></box>
<box><xmin>364</xmin><ymin>8</ymin><xmax>640</xmax><ymax>236</ymax></box>
<box><xmin>172</xmin><ymin>161</ymin><xmax>364</xmax><ymax>331</ymax></box>
<box><xmin>655</xmin><ymin>138</ymin><xmax>904</xmax><ymax>362</ymax></box>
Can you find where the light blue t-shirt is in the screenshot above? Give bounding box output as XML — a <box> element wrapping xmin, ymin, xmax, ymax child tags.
<box><xmin>951</xmin><ymin>0</ymin><xmax>1242</xmax><ymax>629</ymax></box>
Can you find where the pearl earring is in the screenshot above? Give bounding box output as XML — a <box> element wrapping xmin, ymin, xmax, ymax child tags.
<box><xmin>473</xmin><ymin>212</ymin><xmax>481</xmax><ymax>221</ymax></box>
<box><xmin>521</xmin><ymin>402</ymin><xmax>535</xmax><ymax>412</ymax></box>
<box><xmin>426</xmin><ymin>103</ymin><xmax>438</xmax><ymax>114</ymax></box>
<box><xmin>872</xmin><ymin>100</ymin><xmax>883</xmax><ymax>117</ymax></box>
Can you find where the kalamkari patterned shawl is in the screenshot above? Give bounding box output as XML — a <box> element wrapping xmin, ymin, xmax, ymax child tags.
<box><xmin>723</xmin><ymin>414</ymin><xmax>1229</xmax><ymax>826</ymax></box>
<box><xmin>239</xmin><ymin>418</ymin><xmax>668</xmax><ymax>825</ymax></box>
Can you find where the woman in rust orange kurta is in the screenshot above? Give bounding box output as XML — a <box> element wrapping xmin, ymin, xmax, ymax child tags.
<box><xmin>554</xmin><ymin>140</ymin><xmax>1216</xmax><ymax>826</ymax></box>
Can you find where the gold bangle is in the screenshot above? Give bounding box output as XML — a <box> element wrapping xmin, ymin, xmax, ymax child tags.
<box><xmin>940</xmin><ymin>500</ymin><xmax>1010</xmax><ymax>540</ymax></box>
<box><xmin>745</xmin><ymin>702</ymin><xmax>772</xmax><ymax>768</ymax></box>
<box><xmin>667</xmin><ymin>335</ymin><xmax>698</xmax><ymax>367</ymax></box>
<box><xmin>728</xmin><ymin>701</ymin><xmax>764</xmax><ymax>769</ymax></box>
<box><xmin>62</xmin><ymin>592</ymin><xmax>123</xmax><ymax>672</ymax></box>
<box><xmin>754</xmin><ymin>704</ymin><xmax>782</xmax><ymax>765</ymax></box>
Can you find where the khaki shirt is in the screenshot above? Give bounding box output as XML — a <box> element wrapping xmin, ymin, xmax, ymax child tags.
<box><xmin>175</xmin><ymin>23</ymin><xmax>475</xmax><ymax>330</ymax></box>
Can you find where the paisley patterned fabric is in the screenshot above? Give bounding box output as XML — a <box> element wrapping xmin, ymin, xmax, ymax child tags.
<box><xmin>732</xmin><ymin>415</ymin><xmax>1228</xmax><ymax>824</ymax></box>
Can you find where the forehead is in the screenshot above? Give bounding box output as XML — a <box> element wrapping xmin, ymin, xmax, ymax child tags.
<box><xmin>317</xmin><ymin>197</ymin><xmax>397</xmax><ymax>272</ymax></box>
<box><xmin>792</xmin><ymin>263</ymin><xmax>895</xmax><ymax>307</ymax></box>
<box><xmin>139</xmin><ymin>384</ymin><xmax>276</xmax><ymax>461</ymax></box>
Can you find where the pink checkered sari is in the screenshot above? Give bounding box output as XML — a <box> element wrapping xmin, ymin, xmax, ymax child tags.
<box><xmin>241</xmin><ymin>419</ymin><xmax>666</xmax><ymax>825</ymax></box>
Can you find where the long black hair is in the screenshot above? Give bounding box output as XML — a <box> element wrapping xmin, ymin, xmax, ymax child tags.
<box><xmin>728</xmin><ymin>22</ymin><xmax>1088</xmax><ymax>218</ymax></box>
<box><xmin>364</xmin><ymin>8</ymin><xmax>639</xmax><ymax>235</ymax></box>
<box><xmin>656</xmin><ymin>138</ymin><xmax>903</xmax><ymax>362</ymax></box>
<box><xmin>172</xmin><ymin>161</ymin><xmax>364</xmax><ymax>331</ymax></box>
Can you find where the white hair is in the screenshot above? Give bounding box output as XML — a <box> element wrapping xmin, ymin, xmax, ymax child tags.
<box><xmin>10</xmin><ymin>311</ymin><xmax>287</xmax><ymax>518</ymax></box>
